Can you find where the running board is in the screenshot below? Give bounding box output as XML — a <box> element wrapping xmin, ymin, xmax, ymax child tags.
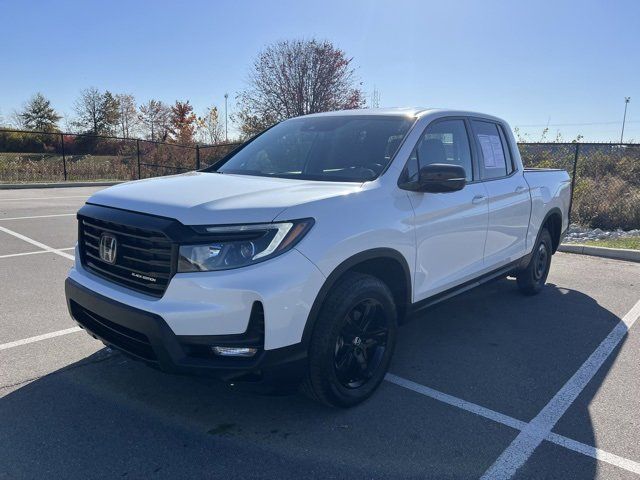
<box><xmin>408</xmin><ymin>261</ymin><xmax>519</xmax><ymax>317</ymax></box>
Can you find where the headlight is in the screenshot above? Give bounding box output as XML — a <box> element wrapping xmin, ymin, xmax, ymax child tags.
<box><xmin>178</xmin><ymin>219</ymin><xmax>314</xmax><ymax>272</ymax></box>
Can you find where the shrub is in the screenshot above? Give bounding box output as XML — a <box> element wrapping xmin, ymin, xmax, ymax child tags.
<box><xmin>572</xmin><ymin>176</ymin><xmax>640</xmax><ymax>230</ymax></box>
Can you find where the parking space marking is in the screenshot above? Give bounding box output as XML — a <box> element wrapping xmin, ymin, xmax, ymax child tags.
<box><xmin>0</xmin><ymin>213</ymin><xmax>76</xmax><ymax>221</ymax></box>
<box><xmin>547</xmin><ymin>433</ymin><xmax>640</xmax><ymax>475</ymax></box>
<box><xmin>385</xmin><ymin>374</ymin><xmax>527</xmax><ymax>430</ymax></box>
<box><xmin>0</xmin><ymin>327</ymin><xmax>82</xmax><ymax>351</ymax></box>
<box><xmin>0</xmin><ymin>225</ymin><xmax>75</xmax><ymax>260</ymax></box>
<box><xmin>481</xmin><ymin>297</ymin><xmax>640</xmax><ymax>480</ymax></box>
<box><xmin>0</xmin><ymin>247</ymin><xmax>74</xmax><ymax>260</ymax></box>
<box><xmin>0</xmin><ymin>195</ymin><xmax>88</xmax><ymax>201</ymax></box>
<box><xmin>387</xmin><ymin>373</ymin><xmax>640</xmax><ymax>476</ymax></box>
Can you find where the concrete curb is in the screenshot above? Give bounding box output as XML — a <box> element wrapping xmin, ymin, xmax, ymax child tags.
<box><xmin>0</xmin><ymin>181</ymin><xmax>122</xmax><ymax>190</ymax></box>
<box><xmin>558</xmin><ymin>244</ymin><xmax>640</xmax><ymax>263</ymax></box>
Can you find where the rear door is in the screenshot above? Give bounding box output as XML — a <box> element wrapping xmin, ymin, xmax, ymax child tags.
<box><xmin>469</xmin><ymin>119</ymin><xmax>531</xmax><ymax>266</ymax></box>
<box><xmin>403</xmin><ymin>118</ymin><xmax>489</xmax><ymax>301</ymax></box>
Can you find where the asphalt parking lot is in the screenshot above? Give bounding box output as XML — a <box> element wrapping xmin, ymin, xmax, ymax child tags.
<box><xmin>1</xmin><ymin>186</ymin><xmax>639</xmax><ymax>479</ymax></box>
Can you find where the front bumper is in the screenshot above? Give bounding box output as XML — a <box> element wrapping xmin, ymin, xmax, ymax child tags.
<box><xmin>69</xmin><ymin>242</ymin><xmax>326</xmax><ymax>350</ymax></box>
<box><xmin>65</xmin><ymin>278</ymin><xmax>307</xmax><ymax>384</ymax></box>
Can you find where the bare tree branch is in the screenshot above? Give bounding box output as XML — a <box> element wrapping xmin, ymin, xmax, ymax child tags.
<box><xmin>236</xmin><ymin>39</ymin><xmax>365</xmax><ymax>138</ymax></box>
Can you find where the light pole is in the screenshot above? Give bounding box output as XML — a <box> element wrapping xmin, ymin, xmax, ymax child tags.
<box><xmin>224</xmin><ymin>93</ymin><xmax>229</xmax><ymax>142</ymax></box>
<box><xmin>620</xmin><ymin>97</ymin><xmax>631</xmax><ymax>144</ymax></box>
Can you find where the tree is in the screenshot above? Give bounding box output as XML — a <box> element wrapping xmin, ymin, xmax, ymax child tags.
<box><xmin>196</xmin><ymin>105</ymin><xmax>225</xmax><ymax>144</ymax></box>
<box><xmin>170</xmin><ymin>100</ymin><xmax>197</xmax><ymax>144</ymax></box>
<box><xmin>236</xmin><ymin>39</ymin><xmax>365</xmax><ymax>137</ymax></box>
<box><xmin>138</xmin><ymin>99</ymin><xmax>170</xmax><ymax>141</ymax></box>
<box><xmin>116</xmin><ymin>93</ymin><xmax>139</xmax><ymax>138</ymax></box>
<box><xmin>73</xmin><ymin>87</ymin><xmax>120</xmax><ymax>135</ymax></box>
<box><xmin>73</xmin><ymin>87</ymin><xmax>101</xmax><ymax>134</ymax></box>
<box><xmin>101</xmin><ymin>91</ymin><xmax>120</xmax><ymax>134</ymax></box>
<box><xmin>18</xmin><ymin>93</ymin><xmax>62</xmax><ymax>132</ymax></box>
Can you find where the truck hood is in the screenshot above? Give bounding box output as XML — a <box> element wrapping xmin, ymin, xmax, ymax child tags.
<box><xmin>87</xmin><ymin>172</ymin><xmax>363</xmax><ymax>225</ymax></box>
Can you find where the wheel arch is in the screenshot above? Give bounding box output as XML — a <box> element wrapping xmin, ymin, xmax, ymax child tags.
<box><xmin>517</xmin><ymin>207</ymin><xmax>564</xmax><ymax>271</ymax></box>
<box><xmin>301</xmin><ymin>248</ymin><xmax>412</xmax><ymax>345</ymax></box>
<box><xmin>541</xmin><ymin>207</ymin><xmax>563</xmax><ymax>253</ymax></box>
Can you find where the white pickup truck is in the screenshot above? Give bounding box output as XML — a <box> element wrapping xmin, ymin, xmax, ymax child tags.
<box><xmin>65</xmin><ymin>108</ymin><xmax>571</xmax><ymax>407</ymax></box>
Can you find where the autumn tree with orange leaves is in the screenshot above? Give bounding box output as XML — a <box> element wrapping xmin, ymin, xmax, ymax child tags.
<box><xmin>170</xmin><ymin>100</ymin><xmax>197</xmax><ymax>144</ymax></box>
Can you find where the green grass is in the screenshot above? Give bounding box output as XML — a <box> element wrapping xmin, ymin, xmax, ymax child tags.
<box><xmin>580</xmin><ymin>238</ymin><xmax>640</xmax><ymax>250</ymax></box>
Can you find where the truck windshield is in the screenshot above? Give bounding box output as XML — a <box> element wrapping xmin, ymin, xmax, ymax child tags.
<box><xmin>212</xmin><ymin>115</ymin><xmax>415</xmax><ymax>182</ymax></box>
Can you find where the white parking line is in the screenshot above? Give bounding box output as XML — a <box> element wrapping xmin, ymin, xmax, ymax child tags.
<box><xmin>0</xmin><ymin>213</ymin><xmax>76</xmax><ymax>221</ymax></box>
<box><xmin>0</xmin><ymin>195</ymin><xmax>88</xmax><ymax>201</ymax></box>
<box><xmin>386</xmin><ymin>374</ymin><xmax>640</xmax><ymax>476</ymax></box>
<box><xmin>0</xmin><ymin>327</ymin><xmax>82</xmax><ymax>351</ymax></box>
<box><xmin>0</xmin><ymin>225</ymin><xmax>75</xmax><ymax>261</ymax></box>
<box><xmin>0</xmin><ymin>247</ymin><xmax>75</xmax><ymax>259</ymax></box>
<box><xmin>481</xmin><ymin>297</ymin><xmax>640</xmax><ymax>480</ymax></box>
<box><xmin>547</xmin><ymin>433</ymin><xmax>640</xmax><ymax>475</ymax></box>
<box><xmin>385</xmin><ymin>374</ymin><xmax>527</xmax><ymax>430</ymax></box>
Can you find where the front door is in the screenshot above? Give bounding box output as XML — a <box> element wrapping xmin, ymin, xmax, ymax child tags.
<box><xmin>404</xmin><ymin>118</ymin><xmax>489</xmax><ymax>302</ymax></box>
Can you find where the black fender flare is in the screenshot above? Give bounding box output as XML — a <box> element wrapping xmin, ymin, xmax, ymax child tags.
<box><xmin>518</xmin><ymin>207</ymin><xmax>564</xmax><ymax>269</ymax></box>
<box><xmin>300</xmin><ymin>248</ymin><xmax>412</xmax><ymax>345</ymax></box>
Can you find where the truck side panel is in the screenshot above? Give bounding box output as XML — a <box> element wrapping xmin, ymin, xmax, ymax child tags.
<box><xmin>523</xmin><ymin>169</ymin><xmax>571</xmax><ymax>251</ymax></box>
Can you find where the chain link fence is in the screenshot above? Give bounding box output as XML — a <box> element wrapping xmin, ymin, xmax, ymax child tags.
<box><xmin>199</xmin><ymin>143</ymin><xmax>242</xmax><ymax>169</ymax></box>
<box><xmin>519</xmin><ymin>142</ymin><xmax>640</xmax><ymax>231</ymax></box>
<box><xmin>0</xmin><ymin>129</ymin><xmax>240</xmax><ymax>183</ymax></box>
<box><xmin>1</xmin><ymin>129</ymin><xmax>638</xmax><ymax>231</ymax></box>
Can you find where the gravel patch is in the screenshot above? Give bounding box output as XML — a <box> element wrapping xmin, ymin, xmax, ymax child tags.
<box><xmin>564</xmin><ymin>224</ymin><xmax>640</xmax><ymax>243</ymax></box>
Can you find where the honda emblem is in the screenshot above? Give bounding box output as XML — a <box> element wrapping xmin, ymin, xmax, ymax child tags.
<box><xmin>99</xmin><ymin>234</ymin><xmax>118</xmax><ymax>264</ymax></box>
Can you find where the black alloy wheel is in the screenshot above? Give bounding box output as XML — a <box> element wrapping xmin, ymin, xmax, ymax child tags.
<box><xmin>334</xmin><ymin>298</ymin><xmax>389</xmax><ymax>389</ymax></box>
<box><xmin>302</xmin><ymin>272</ymin><xmax>398</xmax><ymax>407</ymax></box>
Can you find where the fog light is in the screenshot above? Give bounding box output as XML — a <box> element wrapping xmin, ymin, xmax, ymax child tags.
<box><xmin>211</xmin><ymin>346</ymin><xmax>258</xmax><ymax>357</ymax></box>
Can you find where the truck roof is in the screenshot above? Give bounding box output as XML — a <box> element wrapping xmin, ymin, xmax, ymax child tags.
<box><xmin>302</xmin><ymin>107</ymin><xmax>431</xmax><ymax>118</ymax></box>
<box><xmin>301</xmin><ymin>108</ymin><xmax>505</xmax><ymax>123</ymax></box>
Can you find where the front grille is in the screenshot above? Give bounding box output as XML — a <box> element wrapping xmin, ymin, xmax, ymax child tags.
<box><xmin>79</xmin><ymin>216</ymin><xmax>174</xmax><ymax>297</ymax></box>
<box><xmin>70</xmin><ymin>300</ymin><xmax>157</xmax><ymax>361</ymax></box>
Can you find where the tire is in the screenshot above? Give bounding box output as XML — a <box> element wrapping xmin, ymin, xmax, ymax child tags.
<box><xmin>517</xmin><ymin>228</ymin><xmax>553</xmax><ymax>295</ymax></box>
<box><xmin>302</xmin><ymin>272</ymin><xmax>398</xmax><ymax>408</ymax></box>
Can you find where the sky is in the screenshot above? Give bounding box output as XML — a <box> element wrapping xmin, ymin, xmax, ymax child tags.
<box><xmin>1</xmin><ymin>0</ymin><xmax>639</xmax><ymax>141</ymax></box>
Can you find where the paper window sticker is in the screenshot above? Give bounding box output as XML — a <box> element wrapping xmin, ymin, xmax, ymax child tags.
<box><xmin>478</xmin><ymin>134</ymin><xmax>497</xmax><ymax>168</ymax></box>
<box><xmin>489</xmin><ymin>135</ymin><xmax>506</xmax><ymax>167</ymax></box>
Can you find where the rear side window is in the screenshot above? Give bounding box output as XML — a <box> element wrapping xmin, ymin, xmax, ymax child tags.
<box><xmin>471</xmin><ymin>120</ymin><xmax>509</xmax><ymax>180</ymax></box>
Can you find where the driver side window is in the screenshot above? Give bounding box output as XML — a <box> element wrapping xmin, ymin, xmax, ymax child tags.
<box><xmin>403</xmin><ymin>119</ymin><xmax>474</xmax><ymax>183</ymax></box>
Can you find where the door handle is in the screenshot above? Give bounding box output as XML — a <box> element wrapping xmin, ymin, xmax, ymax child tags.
<box><xmin>515</xmin><ymin>185</ymin><xmax>528</xmax><ymax>193</ymax></box>
<box><xmin>472</xmin><ymin>195</ymin><xmax>487</xmax><ymax>204</ymax></box>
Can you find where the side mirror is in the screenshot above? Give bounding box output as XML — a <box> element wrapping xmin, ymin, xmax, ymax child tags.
<box><xmin>416</xmin><ymin>164</ymin><xmax>466</xmax><ymax>193</ymax></box>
